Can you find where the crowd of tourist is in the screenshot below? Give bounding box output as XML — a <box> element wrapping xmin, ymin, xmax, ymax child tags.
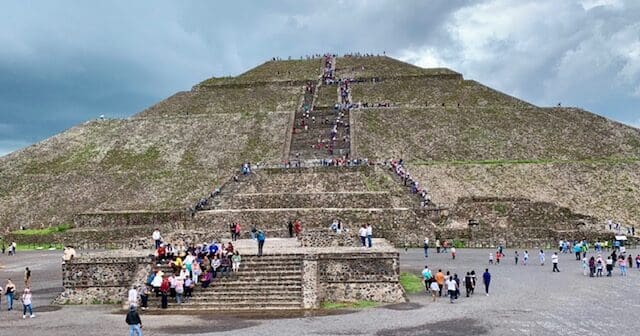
<box><xmin>130</xmin><ymin>232</ymin><xmax>249</xmax><ymax>310</ymax></box>
<box><xmin>422</xmin><ymin>265</ymin><xmax>491</xmax><ymax>303</ymax></box>
<box><xmin>388</xmin><ymin>159</ymin><xmax>433</xmax><ymax>208</ymax></box>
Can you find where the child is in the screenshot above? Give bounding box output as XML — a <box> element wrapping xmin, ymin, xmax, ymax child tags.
<box><xmin>488</xmin><ymin>253</ymin><xmax>494</xmax><ymax>264</ymax></box>
<box><xmin>581</xmin><ymin>257</ymin><xmax>588</xmax><ymax>276</ymax></box>
<box><xmin>495</xmin><ymin>251</ymin><xmax>501</xmax><ymax>264</ymax></box>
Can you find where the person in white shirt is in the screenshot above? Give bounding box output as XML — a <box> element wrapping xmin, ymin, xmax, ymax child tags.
<box><xmin>358</xmin><ymin>225</ymin><xmax>367</xmax><ymax>247</ymax></box>
<box><xmin>552</xmin><ymin>252</ymin><xmax>560</xmax><ymax>272</ymax></box>
<box><xmin>366</xmin><ymin>224</ymin><xmax>373</xmax><ymax>248</ymax></box>
<box><xmin>152</xmin><ymin>229</ymin><xmax>162</xmax><ymax>249</ymax></box>
<box><xmin>446</xmin><ymin>276</ymin><xmax>457</xmax><ymax>303</ymax></box>
<box><xmin>127</xmin><ymin>286</ymin><xmax>138</xmax><ymax>307</ymax></box>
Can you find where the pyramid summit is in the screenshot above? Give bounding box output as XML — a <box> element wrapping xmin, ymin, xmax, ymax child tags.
<box><xmin>2</xmin><ymin>54</ymin><xmax>639</xmax><ymax>247</ymax></box>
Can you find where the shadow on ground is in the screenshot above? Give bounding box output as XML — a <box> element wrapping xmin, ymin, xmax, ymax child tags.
<box><xmin>377</xmin><ymin>318</ymin><xmax>489</xmax><ymax>336</ymax></box>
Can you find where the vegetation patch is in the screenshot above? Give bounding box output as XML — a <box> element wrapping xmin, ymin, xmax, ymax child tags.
<box><xmin>399</xmin><ymin>272</ymin><xmax>424</xmax><ymax>294</ymax></box>
<box><xmin>13</xmin><ymin>223</ymin><xmax>71</xmax><ymax>236</ymax></box>
<box><xmin>321</xmin><ymin>300</ymin><xmax>378</xmax><ymax>310</ymax></box>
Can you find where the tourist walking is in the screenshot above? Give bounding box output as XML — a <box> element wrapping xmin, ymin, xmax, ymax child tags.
<box><xmin>514</xmin><ymin>251</ymin><xmax>519</xmax><ymax>265</ymax></box>
<box><xmin>482</xmin><ymin>269</ymin><xmax>491</xmax><ymax>296</ymax></box>
<box><xmin>421</xmin><ymin>265</ymin><xmax>432</xmax><ymax>290</ymax></box>
<box><xmin>366</xmin><ymin>224</ymin><xmax>373</xmax><ymax>248</ymax></box>
<box><xmin>257</xmin><ymin>230</ymin><xmax>266</xmax><ymax>257</ymax></box>
<box><xmin>539</xmin><ymin>250</ymin><xmax>545</xmax><ymax>266</ymax></box>
<box><xmin>435</xmin><ymin>270</ymin><xmax>445</xmax><ymax>297</ymax></box>
<box><xmin>470</xmin><ymin>270</ymin><xmax>477</xmax><ymax>294</ymax></box>
<box><xmin>232</xmin><ymin>251</ymin><xmax>241</xmax><ymax>272</ymax></box>
<box><xmin>495</xmin><ymin>251</ymin><xmax>501</xmax><ymax>264</ymax></box>
<box><xmin>552</xmin><ymin>252</ymin><xmax>560</xmax><ymax>272</ymax></box>
<box><xmin>488</xmin><ymin>253</ymin><xmax>494</xmax><ymax>264</ymax></box>
<box><xmin>451</xmin><ymin>247</ymin><xmax>456</xmax><ymax>260</ymax></box>
<box><xmin>619</xmin><ymin>256</ymin><xmax>627</xmax><ymax>276</ymax></box>
<box><xmin>435</xmin><ymin>239</ymin><xmax>441</xmax><ymax>253</ymax></box>
<box><xmin>596</xmin><ymin>256</ymin><xmax>604</xmax><ymax>277</ymax></box>
<box><xmin>446</xmin><ymin>276</ymin><xmax>457</xmax><ymax>303</ymax></box>
<box><xmin>429</xmin><ymin>280</ymin><xmax>439</xmax><ymax>302</ymax></box>
<box><xmin>139</xmin><ymin>285</ymin><xmax>149</xmax><ymax>310</ymax></box>
<box><xmin>464</xmin><ymin>272</ymin><xmax>474</xmax><ymax>297</ymax></box>
<box><xmin>606</xmin><ymin>256</ymin><xmax>613</xmax><ymax>276</ymax></box>
<box><xmin>523</xmin><ymin>251</ymin><xmax>529</xmax><ymax>265</ymax></box>
<box><xmin>128</xmin><ymin>286</ymin><xmax>138</xmax><ymax>307</ymax></box>
<box><xmin>125</xmin><ymin>305</ymin><xmax>143</xmax><ymax>336</ymax></box>
<box><xmin>5</xmin><ymin>279</ymin><xmax>16</xmax><ymax>311</ymax></box>
<box><xmin>588</xmin><ymin>257</ymin><xmax>596</xmax><ymax>277</ymax></box>
<box><xmin>581</xmin><ymin>258</ymin><xmax>588</xmax><ymax>276</ymax></box>
<box><xmin>423</xmin><ymin>238</ymin><xmax>429</xmax><ymax>258</ymax></box>
<box><xmin>21</xmin><ymin>288</ymin><xmax>34</xmax><ymax>318</ymax></box>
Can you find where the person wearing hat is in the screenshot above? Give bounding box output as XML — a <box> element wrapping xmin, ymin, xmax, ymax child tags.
<box><xmin>125</xmin><ymin>305</ymin><xmax>143</xmax><ymax>335</ymax></box>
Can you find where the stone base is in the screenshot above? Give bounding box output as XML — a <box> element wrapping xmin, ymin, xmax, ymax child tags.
<box><xmin>54</xmin><ymin>287</ymin><xmax>125</xmax><ymax>305</ymax></box>
<box><xmin>321</xmin><ymin>283</ymin><xmax>405</xmax><ymax>303</ymax></box>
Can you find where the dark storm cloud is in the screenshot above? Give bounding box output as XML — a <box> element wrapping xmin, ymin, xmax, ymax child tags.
<box><xmin>0</xmin><ymin>0</ymin><xmax>638</xmax><ymax>156</ymax></box>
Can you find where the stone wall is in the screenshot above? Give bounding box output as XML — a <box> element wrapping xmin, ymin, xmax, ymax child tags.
<box><xmin>300</xmin><ymin>228</ymin><xmax>359</xmax><ymax>247</ymax></box>
<box><xmin>56</xmin><ymin>255</ymin><xmax>151</xmax><ymax>304</ymax></box>
<box><xmin>74</xmin><ymin>211</ymin><xmax>189</xmax><ymax>228</ymax></box>
<box><xmin>223</xmin><ymin>192</ymin><xmax>393</xmax><ymax>209</ymax></box>
<box><xmin>317</xmin><ymin>252</ymin><xmax>405</xmax><ymax>303</ymax></box>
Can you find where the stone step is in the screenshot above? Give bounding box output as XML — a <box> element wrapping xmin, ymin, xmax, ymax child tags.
<box><xmin>215</xmin><ymin>275</ymin><xmax>301</xmax><ymax>283</ymax></box>
<box><xmin>188</xmin><ymin>295</ymin><xmax>302</xmax><ymax>302</ymax></box>
<box><xmin>147</xmin><ymin>302</ymin><xmax>303</xmax><ymax>311</ymax></box>
<box><xmin>195</xmin><ymin>288</ymin><xmax>301</xmax><ymax>295</ymax></box>
<box><xmin>210</xmin><ymin>280</ymin><xmax>301</xmax><ymax>287</ymax></box>
<box><xmin>198</xmin><ymin>284</ymin><xmax>302</xmax><ymax>292</ymax></box>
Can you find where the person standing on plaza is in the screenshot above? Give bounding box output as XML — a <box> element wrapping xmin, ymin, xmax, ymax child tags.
<box><xmin>482</xmin><ymin>269</ymin><xmax>491</xmax><ymax>296</ymax></box>
<box><xmin>606</xmin><ymin>256</ymin><xmax>614</xmax><ymax>276</ymax></box>
<box><xmin>495</xmin><ymin>251</ymin><xmax>501</xmax><ymax>264</ymax></box>
<box><xmin>21</xmin><ymin>288</ymin><xmax>34</xmax><ymax>319</ymax></box>
<box><xmin>5</xmin><ymin>279</ymin><xmax>16</xmax><ymax>311</ymax></box>
<box><xmin>152</xmin><ymin>228</ymin><xmax>162</xmax><ymax>249</ymax></box>
<box><xmin>366</xmin><ymin>223</ymin><xmax>373</xmax><ymax>248</ymax></box>
<box><xmin>423</xmin><ymin>238</ymin><xmax>429</xmax><ymax>258</ymax></box>
<box><xmin>127</xmin><ymin>286</ymin><xmax>138</xmax><ymax>307</ymax></box>
<box><xmin>287</xmin><ymin>220</ymin><xmax>294</xmax><ymax>238</ymax></box>
<box><xmin>470</xmin><ymin>270</ymin><xmax>477</xmax><ymax>295</ymax></box>
<box><xmin>435</xmin><ymin>239</ymin><xmax>441</xmax><ymax>253</ymax></box>
<box><xmin>552</xmin><ymin>252</ymin><xmax>560</xmax><ymax>272</ymax></box>
<box><xmin>514</xmin><ymin>251</ymin><xmax>519</xmax><ymax>265</ymax></box>
<box><xmin>581</xmin><ymin>257</ymin><xmax>588</xmax><ymax>276</ymax></box>
<box><xmin>523</xmin><ymin>251</ymin><xmax>529</xmax><ymax>265</ymax></box>
<box><xmin>24</xmin><ymin>267</ymin><xmax>31</xmax><ymax>287</ymax></box>
<box><xmin>125</xmin><ymin>305</ymin><xmax>143</xmax><ymax>336</ymax></box>
<box><xmin>539</xmin><ymin>250</ymin><xmax>545</xmax><ymax>266</ymax></box>
<box><xmin>488</xmin><ymin>253</ymin><xmax>494</xmax><ymax>264</ymax></box>
<box><xmin>588</xmin><ymin>257</ymin><xmax>596</xmax><ymax>277</ymax></box>
<box><xmin>451</xmin><ymin>247</ymin><xmax>456</xmax><ymax>260</ymax></box>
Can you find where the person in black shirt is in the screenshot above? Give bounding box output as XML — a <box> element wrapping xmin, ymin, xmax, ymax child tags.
<box><xmin>125</xmin><ymin>305</ymin><xmax>143</xmax><ymax>335</ymax></box>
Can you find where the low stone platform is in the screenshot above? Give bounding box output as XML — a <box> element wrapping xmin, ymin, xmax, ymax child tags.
<box><xmin>57</xmin><ymin>237</ymin><xmax>405</xmax><ymax>310</ymax></box>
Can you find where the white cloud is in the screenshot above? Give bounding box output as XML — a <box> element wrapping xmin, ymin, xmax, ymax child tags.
<box><xmin>395</xmin><ymin>47</ymin><xmax>449</xmax><ymax>69</ymax></box>
<box><xmin>580</xmin><ymin>0</ymin><xmax>622</xmax><ymax>10</ymax></box>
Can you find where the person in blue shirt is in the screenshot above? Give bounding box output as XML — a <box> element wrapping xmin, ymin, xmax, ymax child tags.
<box><xmin>421</xmin><ymin>265</ymin><xmax>432</xmax><ymax>292</ymax></box>
<box><xmin>482</xmin><ymin>268</ymin><xmax>491</xmax><ymax>296</ymax></box>
<box><xmin>257</xmin><ymin>230</ymin><xmax>266</xmax><ymax>256</ymax></box>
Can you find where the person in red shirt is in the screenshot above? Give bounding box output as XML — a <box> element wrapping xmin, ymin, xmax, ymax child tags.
<box><xmin>294</xmin><ymin>220</ymin><xmax>302</xmax><ymax>237</ymax></box>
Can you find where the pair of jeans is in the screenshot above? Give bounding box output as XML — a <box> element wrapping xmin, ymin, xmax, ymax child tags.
<box><xmin>23</xmin><ymin>303</ymin><xmax>32</xmax><ymax>316</ymax></box>
<box><xmin>258</xmin><ymin>240</ymin><xmax>265</xmax><ymax>256</ymax></box>
<box><xmin>367</xmin><ymin>235</ymin><xmax>372</xmax><ymax>247</ymax></box>
<box><xmin>360</xmin><ymin>236</ymin><xmax>366</xmax><ymax>247</ymax></box>
<box><xmin>129</xmin><ymin>324</ymin><xmax>143</xmax><ymax>336</ymax></box>
<box><xmin>6</xmin><ymin>293</ymin><xmax>13</xmax><ymax>310</ymax></box>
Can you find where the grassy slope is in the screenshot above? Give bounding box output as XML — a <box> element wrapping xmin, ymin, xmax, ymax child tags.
<box><xmin>0</xmin><ymin>113</ymin><xmax>289</xmax><ymax>231</ymax></box>
<box><xmin>408</xmin><ymin>161</ymin><xmax>640</xmax><ymax>226</ymax></box>
<box><xmin>353</xmin><ymin>106</ymin><xmax>640</xmax><ymax>161</ymax></box>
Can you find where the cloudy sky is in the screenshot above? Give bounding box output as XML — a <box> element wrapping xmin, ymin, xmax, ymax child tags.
<box><xmin>1</xmin><ymin>0</ymin><xmax>639</xmax><ymax>156</ymax></box>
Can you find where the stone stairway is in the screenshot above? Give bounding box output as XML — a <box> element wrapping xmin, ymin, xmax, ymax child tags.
<box><xmin>151</xmin><ymin>254</ymin><xmax>304</xmax><ymax>311</ymax></box>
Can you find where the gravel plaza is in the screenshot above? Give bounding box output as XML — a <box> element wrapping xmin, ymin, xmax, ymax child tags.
<box><xmin>1</xmin><ymin>246</ymin><xmax>638</xmax><ymax>336</ymax></box>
